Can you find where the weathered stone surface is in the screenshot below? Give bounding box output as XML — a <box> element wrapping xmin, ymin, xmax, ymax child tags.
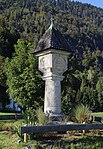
<box><xmin>39</xmin><ymin>50</ymin><xmax>68</xmax><ymax>117</ymax></box>
<box><xmin>38</xmin><ymin>50</ymin><xmax>68</xmax><ymax>76</ymax></box>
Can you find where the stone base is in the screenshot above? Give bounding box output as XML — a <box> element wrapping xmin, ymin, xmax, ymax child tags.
<box><xmin>48</xmin><ymin>112</ymin><xmax>65</xmax><ymax>121</ymax></box>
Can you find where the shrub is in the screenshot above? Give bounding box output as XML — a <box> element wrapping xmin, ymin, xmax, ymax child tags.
<box><xmin>22</xmin><ymin>107</ymin><xmax>36</xmax><ymax>126</ymax></box>
<box><xmin>73</xmin><ymin>104</ymin><xmax>91</xmax><ymax>123</ymax></box>
<box><xmin>35</xmin><ymin>107</ymin><xmax>50</xmax><ymax>126</ymax></box>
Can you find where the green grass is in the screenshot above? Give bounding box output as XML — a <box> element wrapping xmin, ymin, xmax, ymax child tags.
<box><xmin>92</xmin><ymin>112</ymin><xmax>103</xmax><ymax>117</ymax></box>
<box><xmin>0</xmin><ymin>112</ymin><xmax>21</xmax><ymax>115</ymax></box>
<box><xmin>0</xmin><ymin>131</ymin><xmax>26</xmax><ymax>149</ymax></box>
<box><xmin>0</xmin><ymin>120</ymin><xmax>37</xmax><ymax>149</ymax></box>
<box><xmin>0</xmin><ymin>129</ymin><xmax>103</xmax><ymax>149</ymax></box>
<box><xmin>0</xmin><ymin>131</ymin><xmax>38</xmax><ymax>149</ymax></box>
<box><xmin>92</xmin><ymin>112</ymin><xmax>103</xmax><ymax>122</ymax></box>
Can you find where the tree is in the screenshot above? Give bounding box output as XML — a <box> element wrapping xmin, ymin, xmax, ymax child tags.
<box><xmin>74</xmin><ymin>50</ymin><xmax>103</xmax><ymax>111</ymax></box>
<box><xmin>0</xmin><ymin>56</ymin><xmax>10</xmax><ymax>108</ymax></box>
<box><xmin>0</xmin><ymin>27</ymin><xmax>20</xmax><ymax>58</ymax></box>
<box><xmin>61</xmin><ymin>49</ymin><xmax>103</xmax><ymax>114</ymax></box>
<box><xmin>0</xmin><ymin>56</ymin><xmax>6</xmax><ymax>84</ymax></box>
<box><xmin>5</xmin><ymin>39</ymin><xmax>44</xmax><ymax>111</ymax></box>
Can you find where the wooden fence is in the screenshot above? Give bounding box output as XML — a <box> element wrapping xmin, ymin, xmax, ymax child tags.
<box><xmin>0</xmin><ymin>114</ymin><xmax>23</xmax><ymax>120</ymax></box>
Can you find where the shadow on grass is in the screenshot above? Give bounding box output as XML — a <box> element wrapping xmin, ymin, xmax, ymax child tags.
<box><xmin>34</xmin><ymin>134</ymin><xmax>103</xmax><ymax>148</ymax></box>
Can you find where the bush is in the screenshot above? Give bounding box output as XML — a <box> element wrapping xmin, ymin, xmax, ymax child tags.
<box><xmin>73</xmin><ymin>104</ymin><xmax>91</xmax><ymax>123</ymax></box>
<box><xmin>35</xmin><ymin>107</ymin><xmax>50</xmax><ymax>126</ymax></box>
<box><xmin>22</xmin><ymin>107</ymin><xmax>36</xmax><ymax>126</ymax></box>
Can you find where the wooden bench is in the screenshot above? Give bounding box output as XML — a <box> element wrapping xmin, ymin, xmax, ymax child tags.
<box><xmin>20</xmin><ymin>123</ymin><xmax>103</xmax><ymax>142</ymax></box>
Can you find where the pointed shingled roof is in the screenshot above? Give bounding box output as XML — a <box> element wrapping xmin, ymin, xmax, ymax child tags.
<box><xmin>32</xmin><ymin>23</ymin><xmax>71</xmax><ymax>54</ymax></box>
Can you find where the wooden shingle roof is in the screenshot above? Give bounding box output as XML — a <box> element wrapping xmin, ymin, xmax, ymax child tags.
<box><xmin>32</xmin><ymin>24</ymin><xmax>71</xmax><ymax>54</ymax></box>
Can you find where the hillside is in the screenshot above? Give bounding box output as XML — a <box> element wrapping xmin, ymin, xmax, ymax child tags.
<box><xmin>0</xmin><ymin>0</ymin><xmax>103</xmax><ymax>57</ymax></box>
<box><xmin>1</xmin><ymin>0</ymin><xmax>103</xmax><ymax>112</ymax></box>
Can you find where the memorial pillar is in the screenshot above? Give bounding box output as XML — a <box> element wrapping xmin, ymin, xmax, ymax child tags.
<box><xmin>32</xmin><ymin>20</ymin><xmax>70</xmax><ymax>119</ymax></box>
<box><xmin>37</xmin><ymin>50</ymin><xmax>68</xmax><ymax>119</ymax></box>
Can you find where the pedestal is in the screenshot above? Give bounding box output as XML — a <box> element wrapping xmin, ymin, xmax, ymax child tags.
<box><xmin>42</xmin><ymin>75</ymin><xmax>64</xmax><ymax>120</ymax></box>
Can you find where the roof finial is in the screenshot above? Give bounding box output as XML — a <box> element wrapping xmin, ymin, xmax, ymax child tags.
<box><xmin>51</xmin><ymin>14</ymin><xmax>54</xmax><ymax>27</ymax></box>
<box><xmin>49</xmin><ymin>12</ymin><xmax>55</xmax><ymax>29</ymax></box>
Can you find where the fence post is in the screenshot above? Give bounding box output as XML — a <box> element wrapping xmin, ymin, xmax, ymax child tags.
<box><xmin>24</xmin><ymin>133</ymin><xmax>28</xmax><ymax>142</ymax></box>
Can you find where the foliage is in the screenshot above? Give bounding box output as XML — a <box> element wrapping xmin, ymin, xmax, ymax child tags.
<box><xmin>0</xmin><ymin>56</ymin><xmax>6</xmax><ymax>84</ymax></box>
<box><xmin>0</xmin><ymin>25</ymin><xmax>20</xmax><ymax>58</ymax></box>
<box><xmin>5</xmin><ymin>39</ymin><xmax>44</xmax><ymax>111</ymax></box>
<box><xmin>70</xmin><ymin>143</ymin><xmax>75</xmax><ymax>149</ymax></box>
<box><xmin>62</xmin><ymin>86</ymin><xmax>77</xmax><ymax>115</ymax></box>
<box><xmin>35</xmin><ymin>107</ymin><xmax>50</xmax><ymax>126</ymax></box>
<box><xmin>14</xmin><ymin>125</ymin><xmax>24</xmax><ymax>141</ymax></box>
<box><xmin>62</xmin><ymin>49</ymin><xmax>103</xmax><ymax>113</ymax></box>
<box><xmin>0</xmin><ymin>56</ymin><xmax>10</xmax><ymax>107</ymax></box>
<box><xmin>22</xmin><ymin>107</ymin><xmax>36</xmax><ymax>126</ymax></box>
<box><xmin>73</xmin><ymin>104</ymin><xmax>91</xmax><ymax>123</ymax></box>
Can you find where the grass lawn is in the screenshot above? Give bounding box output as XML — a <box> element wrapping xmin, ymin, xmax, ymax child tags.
<box><xmin>0</xmin><ymin>131</ymin><xmax>26</xmax><ymax>149</ymax></box>
<box><xmin>0</xmin><ymin>120</ymin><xmax>32</xmax><ymax>149</ymax></box>
<box><xmin>0</xmin><ymin>112</ymin><xmax>21</xmax><ymax>115</ymax></box>
<box><xmin>92</xmin><ymin>112</ymin><xmax>103</xmax><ymax>118</ymax></box>
<box><xmin>0</xmin><ymin>128</ymin><xmax>103</xmax><ymax>149</ymax></box>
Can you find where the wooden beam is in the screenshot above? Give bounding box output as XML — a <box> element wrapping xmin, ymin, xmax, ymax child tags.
<box><xmin>20</xmin><ymin>124</ymin><xmax>103</xmax><ymax>134</ymax></box>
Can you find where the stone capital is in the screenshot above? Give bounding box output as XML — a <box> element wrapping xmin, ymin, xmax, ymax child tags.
<box><xmin>38</xmin><ymin>52</ymin><xmax>68</xmax><ymax>77</ymax></box>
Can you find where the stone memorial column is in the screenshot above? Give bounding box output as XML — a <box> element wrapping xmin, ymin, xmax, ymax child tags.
<box><xmin>37</xmin><ymin>50</ymin><xmax>68</xmax><ymax>119</ymax></box>
<box><xmin>32</xmin><ymin>21</ymin><xmax>70</xmax><ymax>119</ymax></box>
